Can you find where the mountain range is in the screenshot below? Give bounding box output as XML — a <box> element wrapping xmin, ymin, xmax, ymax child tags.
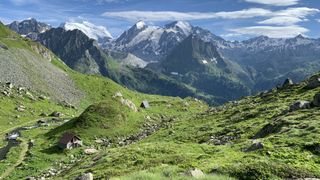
<box><xmin>6</xmin><ymin>19</ymin><xmax>320</xmax><ymax>104</ymax></box>
<box><xmin>2</xmin><ymin>17</ymin><xmax>320</xmax><ymax>179</ymax></box>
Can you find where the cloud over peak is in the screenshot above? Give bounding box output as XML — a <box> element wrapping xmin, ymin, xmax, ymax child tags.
<box><xmin>102</xmin><ymin>8</ymin><xmax>272</xmax><ymax>22</ymax></box>
<box><xmin>244</xmin><ymin>0</ymin><xmax>299</xmax><ymax>6</ymax></box>
<box><xmin>228</xmin><ymin>25</ymin><xmax>309</xmax><ymax>38</ymax></box>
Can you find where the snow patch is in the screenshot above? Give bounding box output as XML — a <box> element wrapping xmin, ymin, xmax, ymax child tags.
<box><xmin>202</xmin><ymin>60</ymin><xmax>208</xmax><ymax>64</ymax></box>
<box><xmin>63</xmin><ymin>21</ymin><xmax>113</xmax><ymax>41</ymax></box>
<box><xmin>136</xmin><ymin>21</ymin><xmax>146</xmax><ymax>29</ymax></box>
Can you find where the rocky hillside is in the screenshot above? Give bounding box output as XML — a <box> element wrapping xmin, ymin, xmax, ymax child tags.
<box><xmin>0</xmin><ymin>22</ymin><xmax>83</xmax><ymax>104</ymax></box>
<box><xmin>36</xmin><ymin>27</ymin><xmax>114</xmax><ymax>76</ymax></box>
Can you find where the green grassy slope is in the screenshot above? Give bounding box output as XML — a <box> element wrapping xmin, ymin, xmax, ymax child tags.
<box><xmin>0</xmin><ymin>23</ymin><xmax>213</xmax><ymax>179</ymax></box>
<box><xmin>53</xmin><ymin>73</ymin><xmax>320</xmax><ymax>180</ymax></box>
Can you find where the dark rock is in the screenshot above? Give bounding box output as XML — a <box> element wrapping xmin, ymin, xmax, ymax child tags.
<box><xmin>39</xmin><ymin>95</ymin><xmax>48</xmax><ymax>100</ymax></box>
<box><xmin>50</xmin><ymin>111</ymin><xmax>62</xmax><ymax>117</ymax></box>
<box><xmin>289</xmin><ymin>100</ymin><xmax>311</xmax><ymax>111</ymax></box>
<box><xmin>253</xmin><ymin>120</ymin><xmax>289</xmax><ymax>139</ymax></box>
<box><xmin>0</xmin><ymin>43</ymin><xmax>8</xmax><ymax>50</ymax></box>
<box><xmin>305</xmin><ymin>75</ymin><xmax>320</xmax><ymax>89</ymax></box>
<box><xmin>6</xmin><ymin>82</ymin><xmax>13</xmax><ymax>89</ymax></box>
<box><xmin>312</xmin><ymin>93</ymin><xmax>320</xmax><ymax>107</ymax></box>
<box><xmin>37</xmin><ymin>119</ymin><xmax>46</xmax><ymax>124</ymax></box>
<box><xmin>246</xmin><ymin>141</ymin><xmax>264</xmax><ymax>152</ymax></box>
<box><xmin>282</xmin><ymin>78</ymin><xmax>294</xmax><ymax>88</ymax></box>
<box><xmin>39</xmin><ymin>112</ymin><xmax>48</xmax><ymax>117</ymax></box>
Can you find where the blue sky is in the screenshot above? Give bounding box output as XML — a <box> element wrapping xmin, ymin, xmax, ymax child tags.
<box><xmin>0</xmin><ymin>0</ymin><xmax>319</xmax><ymax>40</ymax></box>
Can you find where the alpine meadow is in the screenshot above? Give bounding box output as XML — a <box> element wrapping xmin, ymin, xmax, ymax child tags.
<box><xmin>1</xmin><ymin>0</ymin><xmax>320</xmax><ymax>179</ymax></box>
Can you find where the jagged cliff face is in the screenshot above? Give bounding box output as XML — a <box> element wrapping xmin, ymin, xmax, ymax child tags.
<box><xmin>36</xmin><ymin>27</ymin><xmax>111</xmax><ymax>76</ymax></box>
<box><xmin>7</xmin><ymin>18</ymin><xmax>51</xmax><ymax>40</ymax></box>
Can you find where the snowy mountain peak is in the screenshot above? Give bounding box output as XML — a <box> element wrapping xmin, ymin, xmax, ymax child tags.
<box><xmin>135</xmin><ymin>20</ymin><xmax>147</xmax><ymax>30</ymax></box>
<box><xmin>294</xmin><ymin>34</ymin><xmax>307</xmax><ymax>39</ymax></box>
<box><xmin>165</xmin><ymin>21</ymin><xmax>192</xmax><ymax>35</ymax></box>
<box><xmin>62</xmin><ymin>21</ymin><xmax>113</xmax><ymax>43</ymax></box>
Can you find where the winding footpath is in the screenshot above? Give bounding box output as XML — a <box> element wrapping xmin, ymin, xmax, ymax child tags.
<box><xmin>0</xmin><ymin>138</ymin><xmax>28</xmax><ymax>179</ymax></box>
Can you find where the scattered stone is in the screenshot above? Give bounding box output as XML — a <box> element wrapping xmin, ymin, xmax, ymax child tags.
<box><xmin>18</xmin><ymin>87</ymin><xmax>26</xmax><ymax>92</ymax></box>
<box><xmin>50</xmin><ymin>111</ymin><xmax>63</xmax><ymax>117</ymax></box>
<box><xmin>282</xmin><ymin>78</ymin><xmax>294</xmax><ymax>88</ymax></box>
<box><xmin>6</xmin><ymin>82</ymin><xmax>14</xmax><ymax>89</ymax></box>
<box><xmin>289</xmin><ymin>100</ymin><xmax>311</xmax><ymax>111</ymax></box>
<box><xmin>26</xmin><ymin>177</ymin><xmax>36</xmax><ymax>180</ymax></box>
<box><xmin>2</xmin><ymin>90</ymin><xmax>10</xmax><ymax>96</ymax></box>
<box><xmin>95</xmin><ymin>139</ymin><xmax>103</xmax><ymax>144</ymax></box>
<box><xmin>84</xmin><ymin>148</ymin><xmax>98</xmax><ymax>155</ymax></box>
<box><xmin>29</xmin><ymin>139</ymin><xmax>35</xmax><ymax>146</ymax></box>
<box><xmin>16</xmin><ymin>105</ymin><xmax>26</xmax><ymax>112</ymax></box>
<box><xmin>183</xmin><ymin>101</ymin><xmax>190</xmax><ymax>107</ymax></box>
<box><xmin>75</xmin><ymin>172</ymin><xmax>93</xmax><ymax>180</ymax></box>
<box><xmin>113</xmin><ymin>91</ymin><xmax>123</xmax><ymax>98</ymax></box>
<box><xmin>26</xmin><ymin>91</ymin><xmax>36</xmax><ymax>100</ymax></box>
<box><xmin>246</xmin><ymin>141</ymin><xmax>264</xmax><ymax>152</ymax></box>
<box><xmin>39</xmin><ymin>95</ymin><xmax>49</xmax><ymax>100</ymax></box>
<box><xmin>188</xmin><ymin>168</ymin><xmax>204</xmax><ymax>179</ymax></box>
<box><xmin>313</xmin><ymin>93</ymin><xmax>320</xmax><ymax>107</ymax></box>
<box><xmin>60</xmin><ymin>100</ymin><xmax>76</xmax><ymax>109</ymax></box>
<box><xmin>120</xmin><ymin>98</ymin><xmax>138</xmax><ymax>112</ymax></box>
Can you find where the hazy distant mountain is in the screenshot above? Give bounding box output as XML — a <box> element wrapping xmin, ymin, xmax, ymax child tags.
<box><xmin>220</xmin><ymin>35</ymin><xmax>320</xmax><ymax>91</ymax></box>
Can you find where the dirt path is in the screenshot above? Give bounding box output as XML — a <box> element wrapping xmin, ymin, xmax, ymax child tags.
<box><xmin>0</xmin><ymin>138</ymin><xmax>28</xmax><ymax>179</ymax></box>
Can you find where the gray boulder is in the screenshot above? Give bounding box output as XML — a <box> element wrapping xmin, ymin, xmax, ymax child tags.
<box><xmin>305</xmin><ymin>75</ymin><xmax>320</xmax><ymax>89</ymax></box>
<box><xmin>188</xmin><ymin>168</ymin><xmax>204</xmax><ymax>179</ymax></box>
<box><xmin>75</xmin><ymin>173</ymin><xmax>93</xmax><ymax>180</ymax></box>
<box><xmin>289</xmin><ymin>100</ymin><xmax>311</xmax><ymax>111</ymax></box>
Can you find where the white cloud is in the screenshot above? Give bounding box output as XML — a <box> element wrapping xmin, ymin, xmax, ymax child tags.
<box><xmin>229</xmin><ymin>25</ymin><xmax>308</xmax><ymax>38</ymax></box>
<box><xmin>258</xmin><ymin>16</ymin><xmax>303</xmax><ymax>25</ymax></box>
<box><xmin>102</xmin><ymin>7</ymin><xmax>319</xmax><ymax>39</ymax></box>
<box><xmin>244</xmin><ymin>0</ymin><xmax>299</xmax><ymax>6</ymax></box>
<box><xmin>257</xmin><ymin>7</ymin><xmax>319</xmax><ymax>25</ymax></box>
<box><xmin>102</xmin><ymin>7</ymin><xmax>319</xmax><ymax>23</ymax></box>
<box><xmin>274</xmin><ymin>7</ymin><xmax>320</xmax><ymax>18</ymax></box>
<box><xmin>317</xmin><ymin>19</ymin><xmax>320</xmax><ymax>22</ymax></box>
<box><xmin>102</xmin><ymin>8</ymin><xmax>273</xmax><ymax>22</ymax></box>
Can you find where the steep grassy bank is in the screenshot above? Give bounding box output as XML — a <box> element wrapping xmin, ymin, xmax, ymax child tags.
<box><xmin>52</xmin><ymin>73</ymin><xmax>320</xmax><ymax>179</ymax></box>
